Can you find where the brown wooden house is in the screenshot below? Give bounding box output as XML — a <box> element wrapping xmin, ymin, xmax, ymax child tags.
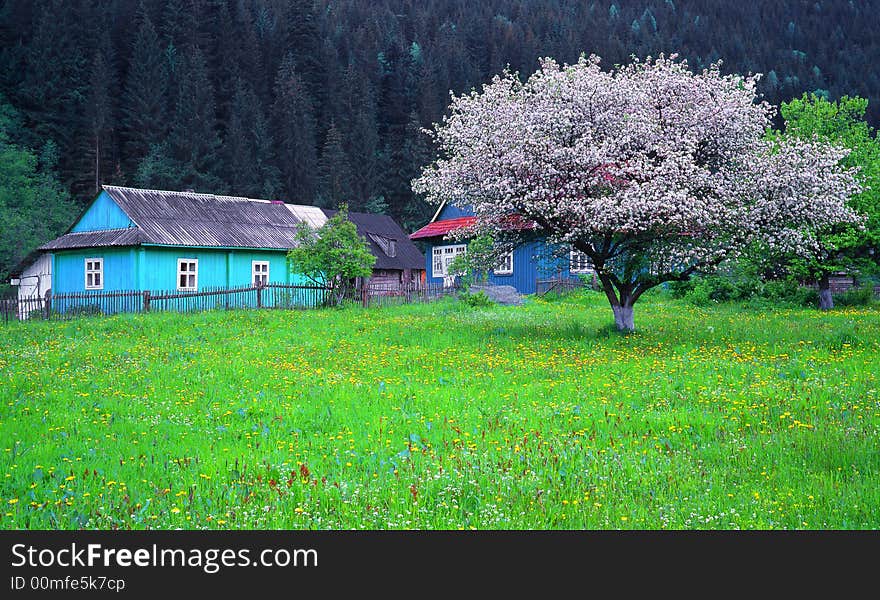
<box><xmin>324</xmin><ymin>209</ymin><xmax>425</xmax><ymax>288</ymax></box>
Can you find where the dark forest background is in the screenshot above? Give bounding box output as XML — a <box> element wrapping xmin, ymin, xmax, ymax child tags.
<box><xmin>1</xmin><ymin>0</ymin><xmax>879</xmax><ymax>273</ymax></box>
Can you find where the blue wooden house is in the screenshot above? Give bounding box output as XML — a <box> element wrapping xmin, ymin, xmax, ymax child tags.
<box><xmin>33</xmin><ymin>185</ymin><xmax>424</xmax><ymax>300</ymax></box>
<box><xmin>409</xmin><ymin>201</ymin><xmax>594</xmax><ymax>294</ymax></box>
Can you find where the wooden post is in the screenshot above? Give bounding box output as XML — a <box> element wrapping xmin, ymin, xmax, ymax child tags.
<box><xmin>43</xmin><ymin>290</ymin><xmax>52</xmax><ymax>320</ymax></box>
<box><xmin>361</xmin><ymin>283</ymin><xmax>368</xmax><ymax>308</ymax></box>
<box><xmin>143</xmin><ymin>290</ymin><xmax>151</xmax><ymax>313</ymax></box>
<box><xmin>256</xmin><ymin>284</ymin><xmax>263</xmax><ymax>309</ymax></box>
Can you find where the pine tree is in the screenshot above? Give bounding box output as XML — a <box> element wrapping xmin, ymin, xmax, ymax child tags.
<box><xmin>398</xmin><ymin>111</ymin><xmax>433</xmax><ymax>231</ymax></box>
<box><xmin>86</xmin><ymin>38</ymin><xmax>117</xmax><ymax>192</ymax></box>
<box><xmin>123</xmin><ymin>6</ymin><xmax>168</xmax><ymax>174</ymax></box>
<box><xmin>160</xmin><ymin>0</ymin><xmax>197</xmax><ymax>52</ymax></box>
<box><xmin>273</xmin><ymin>54</ymin><xmax>319</xmax><ymax>204</ymax></box>
<box><xmin>378</xmin><ymin>42</ymin><xmax>415</xmax><ymax>219</ymax></box>
<box><xmin>168</xmin><ymin>47</ymin><xmax>223</xmax><ymax>192</ymax></box>
<box><xmin>339</xmin><ymin>64</ymin><xmax>381</xmax><ymax>209</ymax></box>
<box><xmin>133</xmin><ymin>142</ymin><xmax>180</xmax><ymax>190</ymax></box>
<box><xmin>317</xmin><ymin>122</ymin><xmax>353</xmax><ymax>209</ymax></box>
<box><xmin>277</xmin><ymin>0</ymin><xmax>323</xmax><ymax>98</ymax></box>
<box><xmin>226</xmin><ymin>78</ymin><xmax>280</xmax><ymax>198</ymax></box>
<box><xmin>16</xmin><ymin>0</ymin><xmax>90</xmax><ymax>193</ymax></box>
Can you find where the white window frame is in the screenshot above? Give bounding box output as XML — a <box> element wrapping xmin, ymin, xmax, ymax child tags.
<box><xmin>177</xmin><ymin>258</ymin><xmax>198</xmax><ymax>291</ymax></box>
<box><xmin>570</xmin><ymin>249</ymin><xmax>593</xmax><ymax>274</ymax></box>
<box><xmin>84</xmin><ymin>258</ymin><xmax>104</xmax><ymax>290</ymax></box>
<box><xmin>252</xmin><ymin>260</ymin><xmax>270</xmax><ymax>286</ymax></box>
<box><xmin>432</xmin><ymin>244</ymin><xmax>467</xmax><ymax>278</ymax></box>
<box><xmin>493</xmin><ymin>251</ymin><xmax>514</xmax><ymax>276</ymax></box>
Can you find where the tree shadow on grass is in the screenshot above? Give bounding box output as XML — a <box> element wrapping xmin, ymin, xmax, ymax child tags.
<box><xmin>486</xmin><ymin>319</ymin><xmax>641</xmax><ymax>343</ymax></box>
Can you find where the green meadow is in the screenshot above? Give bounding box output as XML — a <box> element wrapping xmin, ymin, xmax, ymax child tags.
<box><xmin>1</xmin><ymin>292</ymin><xmax>878</xmax><ymax>529</ymax></box>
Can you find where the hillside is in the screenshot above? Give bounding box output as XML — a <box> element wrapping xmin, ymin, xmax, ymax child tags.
<box><xmin>1</xmin><ymin>0</ymin><xmax>878</xmax><ymax>224</ymax></box>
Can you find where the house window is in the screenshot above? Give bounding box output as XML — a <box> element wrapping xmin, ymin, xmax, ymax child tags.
<box><xmin>570</xmin><ymin>250</ymin><xmax>593</xmax><ymax>273</ymax></box>
<box><xmin>177</xmin><ymin>259</ymin><xmax>198</xmax><ymax>290</ymax></box>
<box><xmin>85</xmin><ymin>258</ymin><xmax>103</xmax><ymax>289</ymax></box>
<box><xmin>493</xmin><ymin>251</ymin><xmax>513</xmax><ymax>275</ymax></box>
<box><xmin>252</xmin><ymin>261</ymin><xmax>269</xmax><ymax>286</ymax></box>
<box><xmin>432</xmin><ymin>244</ymin><xmax>466</xmax><ymax>278</ymax></box>
<box><xmin>368</xmin><ymin>233</ymin><xmax>397</xmax><ymax>257</ymax></box>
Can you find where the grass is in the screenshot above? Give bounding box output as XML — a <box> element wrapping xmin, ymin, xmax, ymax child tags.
<box><xmin>1</xmin><ymin>291</ymin><xmax>879</xmax><ymax>529</ymax></box>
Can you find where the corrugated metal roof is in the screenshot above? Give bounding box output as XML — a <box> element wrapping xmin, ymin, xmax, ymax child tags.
<box><xmin>322</xmin><ymin>209</ymin><xmax>425</xmax><ymax>271</ymax></box>
<box><xmin>285</xmin><ymin>204</ymin><xmax>327</xmax><ymax>228</ymax></box>
<box><xmin>40</xmin><ymin>186</ymin><xmax>306</xmax><ymax>250</ymax></box>
<box><xmin>409</xmin><ymin>215</ymin><xmax>537</xmax><ymax>240</ymax></box>
<box><xmin>410</xmin><ymin>216</ymin><xmax>478</xmax><ymax>240</ymax></box>
<box><xmin>39</xmin><ymin>187</ymin><xmax>425</xmax><ymax>271</ymax></box>
<box><xmin>40</xmin><ymin>227</ymin><xmax>143</xmax><ymax>250</ymax></box>
<box><xmin>104</xmin><ymin>186</ymin><xmax>303</xmax><ymax>249</ymax></box>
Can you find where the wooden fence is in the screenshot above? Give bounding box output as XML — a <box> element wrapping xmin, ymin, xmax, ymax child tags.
<box><xmin>359</xmin><ymin>281</ymin><xmax>459</xmax><ymax>308</ymax></box>
<box><xmin>1</xmin><ymin>295</ymin><xmax>49</xmax><ymax>322</ymax></box>
<box><xmin>1</xmin><ymin>281</ymin><xmax>457</xmax><ymax>323</ymax></box>
<box><xmin>536</xmin><ymin>276</ymin><xmax>595</xmax><ymax>297</ymax></box>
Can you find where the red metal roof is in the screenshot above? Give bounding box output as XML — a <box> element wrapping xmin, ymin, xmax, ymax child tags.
<box><xmin>409</xmin><ymin>217</ymin><xmax>477</xmax><ymax>239</ymax></box>
<box><xmin>410</xmin><ymin>215</ymin><xmax>537</xmax><ymax>240</ymax></box>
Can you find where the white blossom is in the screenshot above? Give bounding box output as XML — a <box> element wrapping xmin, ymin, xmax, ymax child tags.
<box><xmin>413</xmin><ymin>54</ymin><xmax>864</xmax><ymax>330</ymax></box>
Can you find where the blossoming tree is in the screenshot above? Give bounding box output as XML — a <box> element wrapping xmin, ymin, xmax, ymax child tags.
<box><xmin>413</xmin><ymin>54</ymin><xmax>864</xmax><ymax>331</ymax></box>
<box><xmin>771</xmin><ymin>93</ymin><xmax>880</xmax><ymax>310</ymax></box>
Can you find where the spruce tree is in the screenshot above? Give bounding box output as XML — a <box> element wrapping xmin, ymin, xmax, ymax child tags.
<box><xmin>273</xmin><ymin>54</ymin><xmax>319</xmax><ymax>204</ymax></box>
<box><xmin>168</xmin><ymin>47</ymin><xmax>223</xmax><ymax>192</ymax></box>
<box><xmin>122</xmin><ymin>6</ymin><xmax>168</xmax><ymax>174</ymax></box>
<box><xmin>317</xmin><ymin>122</ymin><xmax>353</xmax><ymax>209</ymax></box>
<box><xmin>227</xmin><ymin>78</ymin><xmax>280</xmax><ymax>198</ymax></box>
<box><xmin>86</xmin><ymin>39</ymin><xmax>117</xmax><ymax>193</ymax></box>
<box><xmin>339</xmin><ymin>64</ymin><xmax>381</xmax><ymax>209</ymax></box>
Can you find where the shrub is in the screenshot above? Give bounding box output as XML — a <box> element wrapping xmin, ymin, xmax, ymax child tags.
<box><xmin>671</xmin><ymin>271</ymin><xmax>820</xmax><ymax>308</ymax></box>
<box><xmin>459</xmin><ymin>290</ymin><xmax>492</xmax><ymax>308</ymax></box>
<box><xmin>834</xmin><ymin>286</ymin><xmax>875</xmax><ymax>307</ymax></box>
<box><xmin>667</xmin><ymin>279</ymin><xmax>695</xmax><ymax>299</ymax></box>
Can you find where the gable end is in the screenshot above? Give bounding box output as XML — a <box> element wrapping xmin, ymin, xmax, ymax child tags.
<box><xmin>71</xmin><ymin>190</ymin><xmax>137</xmax><ymax>233</ymax></box>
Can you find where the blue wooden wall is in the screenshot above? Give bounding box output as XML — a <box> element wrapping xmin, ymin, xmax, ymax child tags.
<box><xmin>52</xmin><ymin>246</ymin><xmax>308</xmax><ymax>293</ymax></box>
<box><xmin>436</xmin><ymin>202</ymin><xmax>473</xmax><ymax>220</ymax></box>
<box><xmin>54</xmin><ymin>248</ymin><xmax>137</xmax><ymax>293</ymax></box>
<box><xmin>138</xmin><ymin>246</ymin><xmax>303</xmax><ymax>290</ymax></box>
<box><xmin>423</xmin><ymin>239</ymin><xmax>573</xmax><ymax>295</ymax></box>
<box><xmin>71</xmin><ymin>191</ymin><xmax>136</xmax><ymax>232</ymax></box>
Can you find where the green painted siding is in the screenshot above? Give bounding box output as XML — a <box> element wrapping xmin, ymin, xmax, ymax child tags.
<box><xmin>71</xmin><ymin>191</ymin><xmax>136</xmax><ymax>232</ymax></box>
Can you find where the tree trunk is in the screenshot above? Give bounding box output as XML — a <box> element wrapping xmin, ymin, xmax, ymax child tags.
<box><xmin>612</xmin><ymin>303</ymin><xmax>635</xmax><ymax>332</ymax></box>
<box><xmin>818</xmin><ymin>274</ymin><xmax>834</xmax><ymax>311</ymax></box>
<box><xmin>596</xmin><ymin>272</ymin><xmax>637</xmax><ymax>333</ymax></box>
